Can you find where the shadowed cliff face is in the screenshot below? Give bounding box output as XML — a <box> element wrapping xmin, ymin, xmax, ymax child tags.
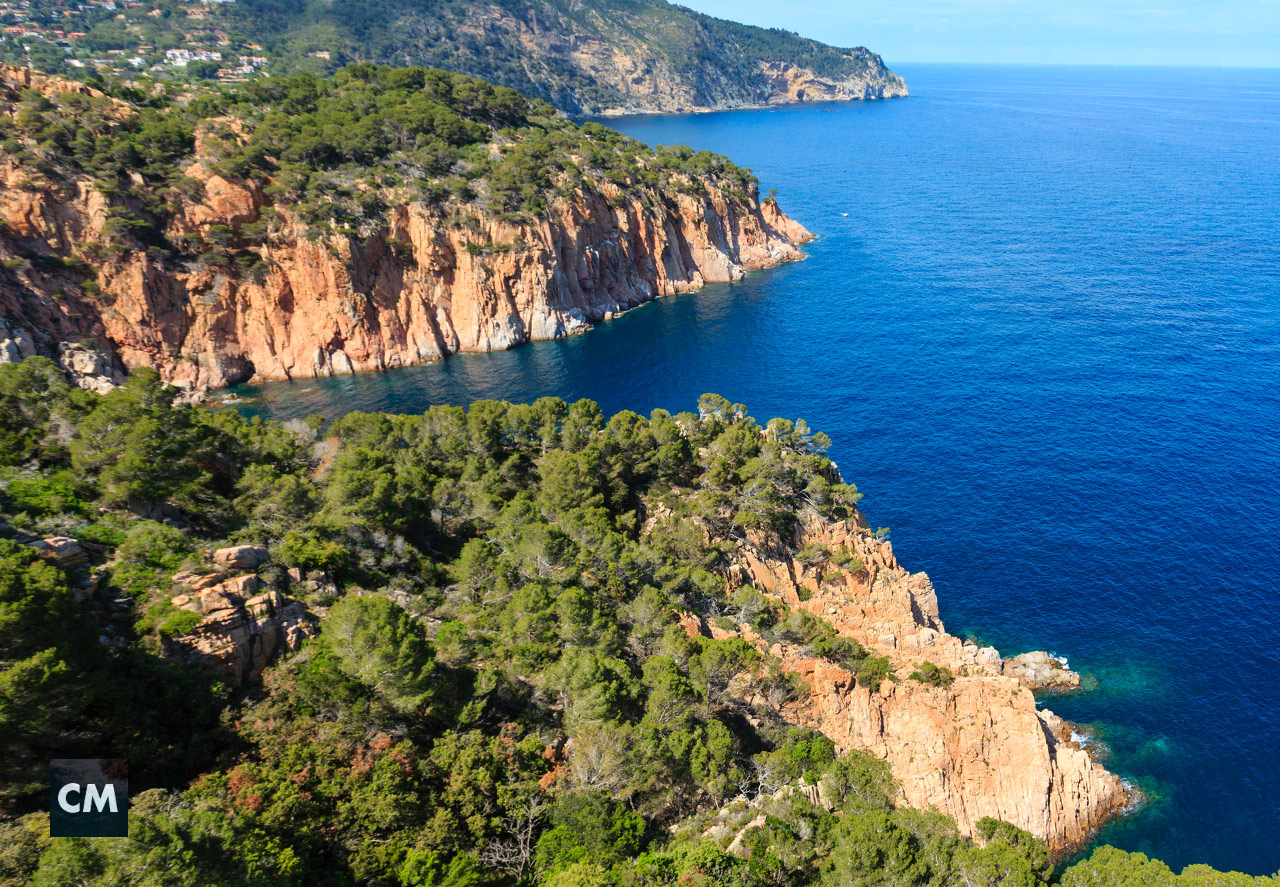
<box><xmin>194</xmin><ymin>0</ymin><xmax>908</xmax><ymax>116</ymax></box>
<box><xmin>0</xmin><ymin>69</ymin><xmax>813</xmax><ymax>392</ymax></box>
<box><xmin>428</xmin><ymin>4</ymin><xmax>910</xmax><ymax>115</ymax></box>
<box><xmin>678</xmin><ymin>507</ymin><xmax>1128</xmax><ymax>852</ymax></box>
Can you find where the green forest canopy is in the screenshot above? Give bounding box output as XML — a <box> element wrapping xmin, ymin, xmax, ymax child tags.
<box><xmin>0</xmin><ymin>63</ymin><xmax>760</xmax><ymax>265</ymax></box>
<box><xmin>0</xmin><ymin>357</ymin><xmax>1274</xmax><ymax>887</ymax></box>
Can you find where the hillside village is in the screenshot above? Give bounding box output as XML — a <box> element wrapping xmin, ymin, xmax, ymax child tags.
<box><xmin>0</xmin><ymin>0</ymin><xmax>313</xmax><ymax>81</ymax></box>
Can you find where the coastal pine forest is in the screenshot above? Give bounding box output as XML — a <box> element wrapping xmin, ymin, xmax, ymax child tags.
<box><xmin>0</xmin><ymin>358</ymin><xmax>1274</xmax><ymax>887</ymax></box>
<box><xmin>0</xmin><ymin>62</ymin><xmax>757</xmax><ymax>261</ymax></box>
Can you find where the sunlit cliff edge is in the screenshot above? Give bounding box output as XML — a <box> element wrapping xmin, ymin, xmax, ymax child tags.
<box><xmin>0</xmin><ymin>63</ymin><xmax>813</xmax><ymax>392</ymax></box>
<box><xmin>663</xmin><ymin>500</ymin><xmax>1128</xmax><ymax>852</ymax></box>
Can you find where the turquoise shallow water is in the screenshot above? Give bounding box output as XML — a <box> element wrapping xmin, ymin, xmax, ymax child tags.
<box><xmin>232</xmin><ymin>66</ymin><xmax>1280</xmax><ymax>874</ymax></box>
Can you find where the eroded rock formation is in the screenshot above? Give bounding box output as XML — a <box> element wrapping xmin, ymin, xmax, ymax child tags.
<box><xmin>755</xmin><ymin>60</ymin><xmax>908</xmax><ymax>107</ymax></box>
<box><xmin>692</xmin><ymin>507</ymin><xmax>1127</xmax><ymax>852</ymax></box>
<box><xmin>0</xmin><ymin>66</ymin><xmax>814</xmax><ymax>392</ymax></box>
<box><xmin>165</xmin><ymin>567</ymin><xmax>316</xmax><ymax>687</ymax></box>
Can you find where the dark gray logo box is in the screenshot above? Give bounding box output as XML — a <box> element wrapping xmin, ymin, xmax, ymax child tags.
<box><xmin>49</xmin><ymin>759</ymin><xmax>128</xmax><ymax>838</ymax></box>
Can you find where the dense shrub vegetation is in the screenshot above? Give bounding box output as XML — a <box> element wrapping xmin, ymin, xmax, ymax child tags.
<box><xmin>0</xmin><ymin>63</ymin><xmax>759</xmax><ymax>259</ymax></box>
<box><xmin>0</xmin><ymin>357</ymin><xmax>1272</xmax><ymax>887</ymax></box>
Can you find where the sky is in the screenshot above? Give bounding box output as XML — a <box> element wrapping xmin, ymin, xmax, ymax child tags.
<box><xmin>674</xmin><ymin>0</ymin><xmax>1280</xmax><ymax>67</ymax></box>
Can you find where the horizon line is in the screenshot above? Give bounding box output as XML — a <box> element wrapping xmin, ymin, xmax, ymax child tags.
<box><xmin>886</xmin><ymin>60</ymin><xmax>1280</xmax><ymax>70</ymax></box>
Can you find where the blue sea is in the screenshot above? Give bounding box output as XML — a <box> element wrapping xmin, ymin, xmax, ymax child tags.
<box><xmin>232</xmin><ymin>66</ymin><xmax>1280</xmax><ymax>874</ymax></box>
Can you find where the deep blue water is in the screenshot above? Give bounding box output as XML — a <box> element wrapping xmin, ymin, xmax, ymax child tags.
<box><xmin>232</xmin><ymin>66</ymin><xmax>1280</xmax><ymax>874</ymax></box>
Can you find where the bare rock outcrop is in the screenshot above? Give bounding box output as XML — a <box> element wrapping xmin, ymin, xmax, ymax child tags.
<box><xmin>212</xmin><ymin>545</ymin><xmax>270</xmax><ymax>572</ymax></box>
<box><xmin>708</xmin><ymin>509</ymin><xmax>1126</xmax><ymax>853</ymax></box>
<box><xmin>0</xmin><ymin>318</ymin><xmax>36</xmax><ymax>364</ymax></box>
<box><xmin>26</xmin><ymin>536</ymin><xmax>90</xmax><ymax>569</ymax></box>
<box><xmin>57</xmin><ymin>341</ymin><xmax>124</xmax><ymax>394</ymax></box>
<box><xmin>1003</xmin><ymin>650</ymin><xmax>1083</xmax><ymax>692</ymax></box>
<box><xmin>0</xmin><ymin>62</ymin><xmax>117</xmax><ymax>104</ymax></box>
<box><xmin>165</xmin><ymin>569</ymin><xmax>316</xmax><ymax>686</ymax></box>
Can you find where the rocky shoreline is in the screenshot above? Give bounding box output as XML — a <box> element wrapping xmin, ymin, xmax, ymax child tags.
<box><xmin>594</xmin><ymin>59</ymin><xmax>909</xmax><ymax>116</ymax></box>
<box><xmin>1</xmin><ymin>188</ymin><xmax>812</xmax><ymax>396</ymax></box>
<box><xmin>0</xmin><ymin>63</ymin><xmax>815</xmax><ymax>395</ymax></box>
<box><xmin>663</xmin><ymin>500</ymin><xmax>1131</xmax><ymax>853</ymax></box>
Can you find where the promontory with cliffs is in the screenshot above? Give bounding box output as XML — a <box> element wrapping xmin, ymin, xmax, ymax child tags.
<box><xmin>0</xmin><ymin>0</ymin><xmax>907</xmax><ymax>116</ymax></box>
<box><xmin>1</xmin><ymin>0</ymin><xmax>1268</xmax><ymax>882</ymax></box>
<box><xmin>2</xmin><ymin>377</ymin><xmax>1145</xmax><ymax>885</ymax></box>
<box><xmin>0</xmin><ymin>63</ymin><xmax>812</xmax><ymax>391</ymax></box>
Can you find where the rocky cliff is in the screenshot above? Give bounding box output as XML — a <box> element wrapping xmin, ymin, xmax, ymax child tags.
<box><xmin>164</xmin><ymin>546</ymin><xmax>318</xmax><ymax>687</ymax></box>
<box><xmin>682</xmin><ymin>506</ymin><xmax>1127</xmax><ymax>852</ymax></box>
<box><xmin>417</xmin><ymin>2</ymin><xmax>910</xmax><ymax>115</ymax></box>
<box><xmin>0</xmin><ymin>63</ymin><xmax>113</xmax><ymax>102</ymax></box>
<box><xmin>208</xmin><ymin>0</ymin><xmax>907</xmax><ymax>116</ymax></box>
<box><xmin>0</xmin><ymin>66</ymin><xmax>812</xmax><ymax>392</ymax></box>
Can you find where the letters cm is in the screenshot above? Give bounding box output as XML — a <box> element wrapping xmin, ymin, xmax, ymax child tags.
<box><xmin>57</xmin><ymin>783</ymin><xmax>118</xmax><ymax>814</ymax></box>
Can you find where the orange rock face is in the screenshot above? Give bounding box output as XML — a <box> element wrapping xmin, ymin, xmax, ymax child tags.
<box><xmin>0</xmin><ymin>101</ymin><xmax>813</xmax><ymax>391</ymax></box>
<box><xmin>715</xmin><ymin>508</ymin><xmax>1128</xmax><ymax>852</ymax></box>
<box><xmin>0</xmin><ymin>63</ymin><xmax>119</xmax><ymax>105</ymax></box>
<box><xmin>165</xmin><ymin>572</ymin><xmax>317</xmax><ymax>686</ymax></box>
